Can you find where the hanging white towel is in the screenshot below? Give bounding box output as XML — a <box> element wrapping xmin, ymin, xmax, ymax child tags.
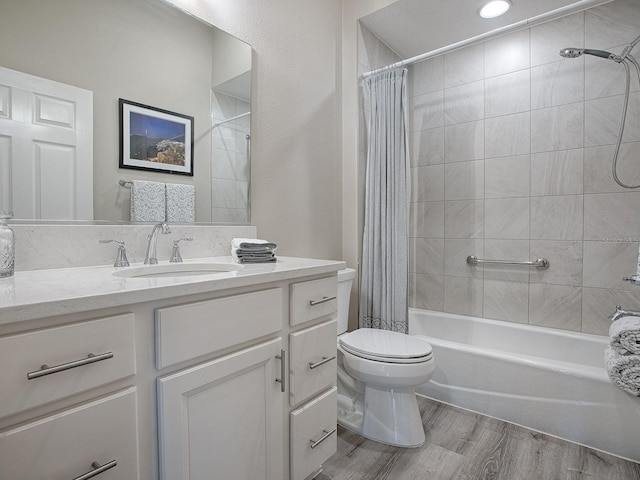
<box><xmin>604</xmin><ymin>346</ymin><xmax>640</xmax><ymax>396</ymax></box>
<box><xmin>610</xmin><ymin>316</ymin><xmax>640</xmax><ymax>355</ymax></box>
<box><xmin>166</xmin><ymin>183</ymin><xmax>195</xmax><ymax>223</ymax></box>
<box><xmin>130</xmin><ymin>180</ymin><xmax>166</xmax><ymax>222</ymax></box>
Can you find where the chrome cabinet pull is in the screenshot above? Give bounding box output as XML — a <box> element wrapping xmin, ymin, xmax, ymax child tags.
<box><xmin>309</xmin><ymin>428</ymin><xmax>336</xmax><ymax>449</ymax></box>
<box><xmin>308</xmin><ymin>355</ymin><xmax>336</xmax><ymax>370</ymax></box>
<box><xmin>27</xmin><ymin>352</ymin><xmax>114</xmax><ymax>380</ymax></box>
<box><xmin>275</xmin><ymin>349</ymin><xmax>286</xmax><ymax>393</ymax></box>
<box><xmin>309</xmin><ymin>296</ymin><xmax>336</xmax><ymax>306</ymax></box>
<box><xmin>73</xmin><ymin>459</ymin><xmax>117</xmax><ymax>480</ymax></box>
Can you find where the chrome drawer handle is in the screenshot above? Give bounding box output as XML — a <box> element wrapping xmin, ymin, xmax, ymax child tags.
<box><xmin>275</xmin><ymin>349</ymin><xmax>286</xmax><ymax>393</ymax></box>
<box><xmin>310</xmin><ymin>428</ymin><xmax>336</xmax><ymax>449</ymax></box>
<box><xmin>309</xmin><ymin>355</ymin><xmax>336</xmax><ymax>370</ymax></box>
<box><xmin>73</xmin><ymin>459</ymin><xmax>117</xmax><ymax>480</ymax></box>
<box><xmin>27</xmin><ymin>352</ymin><xmax>114</xmax><ymax>380</ymax></box>
<box><xmin>309</xmin><ymin>296</ymin><xmax>336</xmax><ymax>306</ymax></box>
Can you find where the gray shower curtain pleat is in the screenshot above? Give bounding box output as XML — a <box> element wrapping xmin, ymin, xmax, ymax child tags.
<box><xmin>360</xmin><ymin>68</ymin><xmax>410</xmax><ymax>333</ymax></box>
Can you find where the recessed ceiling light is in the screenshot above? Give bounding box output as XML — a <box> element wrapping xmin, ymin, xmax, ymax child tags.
<box><xmin>478</xmin><ymin>0</ymin><xmax>512</xmax><ymax>18</ymax></box>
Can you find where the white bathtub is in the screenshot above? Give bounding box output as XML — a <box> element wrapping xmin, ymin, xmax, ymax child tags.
<box><xmin>409</xmin><ymin>308</ymin><xmax>640</xmax><ymax>463</ymax></box>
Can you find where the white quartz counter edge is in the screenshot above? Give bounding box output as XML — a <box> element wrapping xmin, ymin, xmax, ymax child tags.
<box><xmin>0</xmin><ymin>256</ymin><xmax>346</xmax><ymax>324</ymax></box>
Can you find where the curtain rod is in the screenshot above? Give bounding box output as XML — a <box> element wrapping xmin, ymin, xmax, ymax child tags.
<box><xmin>212</xmin><ymin>111</ymin><xmax>251</xmax><ymax>128</ymax></box>
<box><xmin>361</xmin><ymin>0</ymin><xmax>613</xmax><ymax>79</ymax></box>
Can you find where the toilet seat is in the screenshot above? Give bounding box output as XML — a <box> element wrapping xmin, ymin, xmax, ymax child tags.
<box><xmin>339</xmin><ymin>328</ymin><xmax>433</xmax><ymax>364</ymax></box>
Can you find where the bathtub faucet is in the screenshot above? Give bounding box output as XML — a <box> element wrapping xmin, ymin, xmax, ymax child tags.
<box><xmin>609</xmin><ymin>305</ymin><xmax>640</xmax><ymax>322</ymax></box>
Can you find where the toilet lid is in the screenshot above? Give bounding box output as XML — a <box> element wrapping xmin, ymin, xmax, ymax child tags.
<box><xmin>339</xmin><ymin>328</ymin><xmax>433</xmax><ymax>364</ymax></box>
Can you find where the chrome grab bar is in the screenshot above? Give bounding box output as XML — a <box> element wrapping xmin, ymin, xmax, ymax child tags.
<box><xmin>466</xmin><ymin>255</ymin><xmax>550</xmax><ymax>270</ymax></box>
<box><xmin>309</xmin><ymin>296</ymin><xmax>336</xmax><ymax>306</ymax></box>
<box><xmin>308</xmin><ymin>355</ymin><xmax>336</xmax><ymax>370</ymax></box>
<box><xmin>72</xmin><ymin>460</ymin><xmax>117</xmax><ymax>480</ymax></box>
<box><xmin>275</xmin><ymin>349</ymin><xmax>286</xmax><ymax>393</ymax></box>
<box><xmin>310</xmin><ymin>428</ymin><xmax>337</xmax><ymax>449</ymax></box>
<box><xmin>27</xmin><ymin>352</ymin><xmax>114</xmax><ymax>380</ymax></box>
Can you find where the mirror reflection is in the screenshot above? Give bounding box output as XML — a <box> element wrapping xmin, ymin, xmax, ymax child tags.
<box><xmin>0</xmin><ymin>0</ymin><xmax>251</xmax><ymax>223</ymax></box>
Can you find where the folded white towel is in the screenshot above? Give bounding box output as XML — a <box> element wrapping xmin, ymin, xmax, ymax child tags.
<box><xmin>604</xmin><ymin>346</ymin><xmax>640</xmax><ymax>396</ymax></box>
<box><xmin>166</xmin><ymin>183</ymin><xmax>195</xmax><ymax>223</ymax></box>
<box><xmin>130</xmin><ymin>180</ymin><xmax>166</xmax><ymax>222</ymax></box>
<box><xmin>232</xmin><ymin>250</ymin><xmax>277</xmax><ymax>264</ymax></box>
<box><xmin>610</xmin><ymin>316</ymin><xmax>640</xmax><ymax>355</ymax></box>
<box><xmin>231</xmin><ymin>238</ymin><xmax>277</xmax><ymax>251</ymax></box>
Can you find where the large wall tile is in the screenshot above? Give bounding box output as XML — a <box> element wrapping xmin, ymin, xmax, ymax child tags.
<box><xmin>583</xmin><ymin>240</ymin><xmax>639</xmax><ymax>290</ymax></box>
<box><xmin>410</xmin><ymin>55</ymin><xmax>444</xmax><ymax>97</ymax></box>
<box><xmin>582</xmin><ymin>286</ymin><xmax>640</xmax><ymax>335</ymax></box>
<box><xmin>586</xmin><ymin>0</ymin><xmax>640</xmax><ymax>50</ymax></box>
<box><xmin>531</xmin><ymin>13</ymin><xmax>584</xmax><ymax>67</ymax></box>
<box><xmin>530</xmin><ymin>149</ymin><xmax>583</xmax><ymax>196</ymax></box>
<box><xmin>531</xmin><ymin>103</ymin><xmax>584</xmax><ymax>153</ymax></box>
<box><xmin>485</xmin><ymin>29</ymin><xmax>530</xmax><ymax>78</ymax></box>
<box><xmin>410</xmin><ymin>273</ymin><xmax>444</xmax><ymax>311</ymax></box>
<box><xmin>410</xmin><ymin>201</ymin><xmax>445</xmax><ymax>238</ymax></box>
<box><xmin>584</xmin><ymin>192</ymin><xmax>640</xmax><ymax>241</ymax></box>
<box><xmin>443</xmin><ymin>276</ymin><xmax>483</xmax><ymax>316</ymax></box>
<box><xmin>411</xmin><ymin>127</ymin><xmax>445</xmax><ymax>166</ymax></box>
<box><xmin>485</xmin><ymin>154</ymin><xmax>530</xmax><ymax>198</ymax></box>
<box><xmin>530</xmin><ymin>195</ymin><xmax>583</xmax><ymax>240</ymax></box>
<box><xmin>585</xmin><ymin>50</ymin><xmax>640</xmax><ymax>101</ymax></box>
<box><xmin>444</xmin><ymin>238</ymin><xmax>484</xmax><ymax>278</ymax></box>
<box><xmin>483</xmin><ymin>279</ymin><xmax>529</xmax><ymax>323</ymax></box>
<box><xmin>412</xmin><ymin>90</ymin><xmax>444</xmax><ymax>131</ymax></box>
<box><xmin>485</xmin><ymin>70</ymin><xmax>530</xmax><ymax>117</ymax></box>
<box><xmin>444</xmin><ymin>80</ymin><xmax>484</xmax><ymax>125</ymax></box>
<box><xmin>485</xmin><ymin>198</ymin><xmax>529</xmax><ymax>239</ymax></box>
<box><xmin>411</xmin><ymin>164</ymin><xmax>445</xmax><ymax>202</ymax></box>
<box><xmin>531</xmin><ymin>59</ymin><xmax>584</xmax><ymax>109</ymax></box>
<box><xmin>444</xmin><ymin>43</ymin><xmax>484</xmax><ymax>88</ymax></box>
<box><xmin>529</xmin><ymin>284</ymin><xmax>582</xmax><ymax>331</ymax></box>
<box><xmin>444</xmin><ymin>200</ymin><xmax>484</xmax><ymax>239</ymax></box>
<box><xmin>444</xmin><ymin>120</ymin><xmax>484</xmax><ymax>163</ymax></box>
<box><xmin>409</xmin><ymin>237</ymin><xmax>444</xmax><ymax>275</ymax></box>
<box><xmin>485</xmin><ymin>112</ymin><xmax>530</xmax><ymax>158</ymax></box>
<box><xmin>585</xmin><ymin>93</ymin><xmax>640</xmax><ymax>146</ymax></box>
<box><xmin>529</xmin><ymin>240</ymin><xmax>583</xmax><ymax>286</ymax></box>
<box><xmin>584</xmin><ymin>143</ymin><xmax>640</xmax><ymax>193</ymax></box>
<box><xmin>444</xmin><ymin>160</ymin><xmax>484</xmax><ymax>200</ymax></box>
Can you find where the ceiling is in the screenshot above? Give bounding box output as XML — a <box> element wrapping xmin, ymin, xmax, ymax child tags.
<box><xmin>359</xmin><ymin>0</ymin><xmax>613</xmax><ymax>59</ymax></box>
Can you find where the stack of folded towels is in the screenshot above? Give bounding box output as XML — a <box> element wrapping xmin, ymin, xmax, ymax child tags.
<box><xmin>231</xmin><ymin>238</ymin><xmax>277</xmax><ymax>264</ymax></box>
<box><xmin>605</xmin><ymin>316</ymin><xmax>640</xmax><ymax>396</ymax></box>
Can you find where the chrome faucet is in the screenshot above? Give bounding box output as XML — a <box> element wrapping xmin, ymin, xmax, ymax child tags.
<box><xmin>144</xmin><ymin>223</ymin><xmax>171</xmax><ymax>264</ymax></box>
<box><xmin>609</xmin><ymin>305</ymin><xmax>640</xmax><ymax>322</ymax></box>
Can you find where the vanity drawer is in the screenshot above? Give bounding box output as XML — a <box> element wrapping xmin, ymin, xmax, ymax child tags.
<box><xmin>290</xmin><ymin>276</ymin><xmax>337</xmax><ymax>327</ymax></box>
<box><xmin>289</xmin><ymin>319</ymin><xmax>337</xmax><ymax>406</ymax></box>
<box><xmin>0</xmin><ymin>387</ymin><xmax>139</xmax><ymax>480</ymax></box>
<box><xmin>290</xmin><ymin>387</ymin><xmax>337</xmax><ymax>480</ymax></box>
<box><xmin>0</xmin><ymin>313</ymin><xmax>136</xmax><ymax>419</ymax></box>
<box><xmin>156</xmin><ymin>287</ymin><xmax>282</xmax><ymax>369</ymax></box>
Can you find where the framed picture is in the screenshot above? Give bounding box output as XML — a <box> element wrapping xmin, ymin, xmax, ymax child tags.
<box><xmin>119</xmin><ymin>99</ymin><xmax>194</xmax><ymax>176</ymax></box>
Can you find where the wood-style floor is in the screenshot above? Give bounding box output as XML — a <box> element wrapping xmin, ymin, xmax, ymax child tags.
<box><xmin>319</xmin><ymin>396</ymin><xmax>640</xmax><ymax>480</ymax></box>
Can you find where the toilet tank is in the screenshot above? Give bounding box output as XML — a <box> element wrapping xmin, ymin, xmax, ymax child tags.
<box><xmin>337</xmin><ymin>268</ymin><xmax>356</xmax><ymax>335</ymax></box>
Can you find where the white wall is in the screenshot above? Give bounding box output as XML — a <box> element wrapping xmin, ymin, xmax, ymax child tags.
<box><xmin>167</xmin><ymin>0</ymin><xmax>343</xmax><ymax>261</ymax></box>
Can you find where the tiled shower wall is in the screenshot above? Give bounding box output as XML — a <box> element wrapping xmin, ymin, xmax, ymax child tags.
<box><xmin>408</xmin><ymin>0</ymin><xmax>640</xmax><ymax>335</ymax></box>
<box><xmin>211</xmin><ymin>91</ymin><xmax>251</xmax><ymax>223</ymax></box>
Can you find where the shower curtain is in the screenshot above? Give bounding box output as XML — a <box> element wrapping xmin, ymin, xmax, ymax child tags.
<box><xmin>359</xmin><ymin>68</ymin><xmax>410</xmax><ymax>333</ymax></box>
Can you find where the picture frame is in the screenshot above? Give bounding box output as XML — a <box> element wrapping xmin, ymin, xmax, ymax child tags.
<box><xmin>119</xmin><ymin>98</ymin><xmax>194</xmax><ymax>176</ymax></box>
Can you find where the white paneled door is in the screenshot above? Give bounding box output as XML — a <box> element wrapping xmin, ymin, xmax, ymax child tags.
<box><xmin>0</xmin><ymin>66</ymin><xmax>92</xmax><ymax>219</ymax></box>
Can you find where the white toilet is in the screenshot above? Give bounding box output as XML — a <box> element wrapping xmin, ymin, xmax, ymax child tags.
<box><xmin>336</xmin><ymin>268</ymin><xmax>435</xmax><ymax>448</ymax></box>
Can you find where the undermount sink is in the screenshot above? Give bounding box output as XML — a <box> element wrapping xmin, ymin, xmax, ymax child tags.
<box><xmin>112</xmin><ymin>262</ymin><xmax>240</xmax><ymax>278</ymax></box>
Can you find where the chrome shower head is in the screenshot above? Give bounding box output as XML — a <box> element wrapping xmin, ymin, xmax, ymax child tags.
<box><xmin>559</xmin><ymin>47</ymin><xmax>617</xmax><ymax>60</ymax></box>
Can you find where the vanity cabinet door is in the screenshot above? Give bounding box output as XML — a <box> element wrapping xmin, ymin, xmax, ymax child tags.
<box><xmin>157</xmin><ymin>337</ymin><xmax>284</xmax><ymax>480</ymax></box>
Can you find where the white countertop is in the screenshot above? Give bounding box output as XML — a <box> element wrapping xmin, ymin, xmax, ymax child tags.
<box><xmin>0</xmin><ymin>256</ymin><xmax>345</xmax><ymax>324</ymax></box>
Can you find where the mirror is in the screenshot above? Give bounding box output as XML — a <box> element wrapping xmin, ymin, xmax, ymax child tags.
<box><xmin>0</xmin><ymin>0</ymin><xmax>251</xmax><ymax>223</ymax></box>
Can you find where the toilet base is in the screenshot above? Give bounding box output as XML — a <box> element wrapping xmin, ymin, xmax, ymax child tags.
<box><xmin>337</xmin><ymin>382</ymin><xmax>426</xmax><ymax>448</ymax></box>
